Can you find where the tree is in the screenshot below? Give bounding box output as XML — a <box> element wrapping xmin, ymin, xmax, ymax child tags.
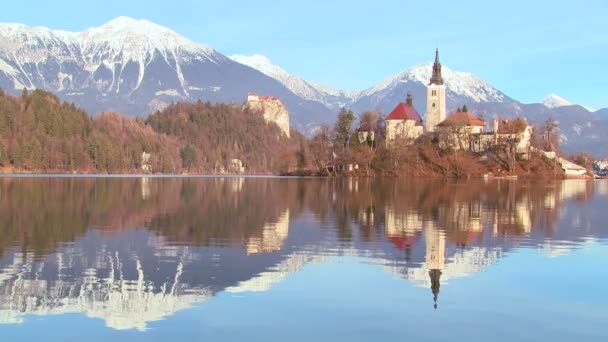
<box><xmin>456</xmin><ymin>106</ymin><xmax>462</xmax><ymax>112</ymax></box>
<box><xmin>334</xmin><ymin>107</ymin><xmax>356</xmax><ymax>148</ymax></box>
<box><xmin>462</xmin><ymin>105</ymin><xmax>468</xmax><ymax>113</ymax></box>
<box><xmin>309</xmin><ymin>124</ymin><xmax>333</xmax><ymax>174</ymax></box>
<box><xmin>296</xmin><ymin>141</ymin><xmax>307</xmax><ymax>169</ymax></box>
<box><xmin>375</xmin><ymin>114</ymin><xmax>386</xmax><ymax>146</ymax></box>
<box><xmin>358</xmin><ymin>110</ymin><xmax>379</xmax><ymax>148</ymax></box>
<box><xmin>180</xmin><ymin>145</ymin><xmax>196</xmax><ymax>170</ymax></box>
<box><xmin>543</xmin><ymin>117</ymin><xmax>560</xmax><ymax>152</ymax></box>
<box><xmin>359</xmin><ymin>111</ymin><xmax>378</xmax><ymax>132</ymax></box>
<box><xmin>493</xmin><ymin>137</ymin><xmax>519</xmax><ymax>173</ymax></box>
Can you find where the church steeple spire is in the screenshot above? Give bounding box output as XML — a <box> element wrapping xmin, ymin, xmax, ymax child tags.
<box><xmin>429</xmin><ymin>269</ymin><xmax>442</xmax><ymax>309</ymax></box>
<box><xmin>429</xmin><ymin>48</ymin><xmax>444</xmax><ymax>86</ymax></box>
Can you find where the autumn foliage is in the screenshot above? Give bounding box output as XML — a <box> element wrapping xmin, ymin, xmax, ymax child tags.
<box><xmin>0</xmin><ymin>89</ymin><xmax>302</xmax><ymax>174</ymax></box>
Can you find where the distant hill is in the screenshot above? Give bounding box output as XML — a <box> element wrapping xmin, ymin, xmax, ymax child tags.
<box><xmin>0</xmin><ymin>89</ymin><xmax>299</xmax><ymax>173</ymax></box>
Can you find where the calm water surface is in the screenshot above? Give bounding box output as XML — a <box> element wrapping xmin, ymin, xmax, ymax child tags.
<box><xmin>0</xmin><ymin>177</ymin><xmax>606</xmax><ymax>341</ymax></box>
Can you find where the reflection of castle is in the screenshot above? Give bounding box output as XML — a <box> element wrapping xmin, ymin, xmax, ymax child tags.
<box><xmin>0</xmin><ymin>177</ymin><xmax>602</xmax><ymax>329</ymax></box>
<box><xmin>247</xmin><ymin>209</ymin><xmax>290</xmax><ymax>254</ymax></box>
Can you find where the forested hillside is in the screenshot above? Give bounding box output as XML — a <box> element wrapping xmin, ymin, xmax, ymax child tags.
<box><xmin>0</xmin><ymin>89</ymin><xmax>300</xmax><ymax>174</ymax></box>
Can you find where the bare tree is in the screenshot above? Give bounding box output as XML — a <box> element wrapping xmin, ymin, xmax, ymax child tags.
<box><xmin>309</xmin><ymin>124</ymin><xmax>334</xmax><ymax>174</ymax></box>
<box><xmin>493</xmin><ymin>136</ymin><xmax>519</xmax><ymax>173</ymax></box>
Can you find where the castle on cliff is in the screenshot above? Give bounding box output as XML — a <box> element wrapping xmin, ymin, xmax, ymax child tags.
<box><xmin>245</xmin><ymin>93</ymin><xmax>290</xmax><ymax>138</ymax></box>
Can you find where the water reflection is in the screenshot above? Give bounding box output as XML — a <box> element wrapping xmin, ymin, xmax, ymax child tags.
<box><xmin>0</xmin><ymin>177</ymin><xmax>605</xmax><ymax>330</ymax></box>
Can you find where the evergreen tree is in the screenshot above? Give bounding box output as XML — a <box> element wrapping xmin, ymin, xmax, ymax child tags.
<box><xmin>462</xmin><ymin>105</ymin><xmax>469</xmax><ymax>112</ymax></box>
<box><xmin>296</xmin><ymin>141</ymin><xmax>307</xmax><ymax>169</ymax></box>
<box><xmin>180</xmin><ymin>145</ymin><xmax>196</xmax><ymax>170</ymax></box>
<box><xmin>334</xmin><ymin>108</ymin><xmax>356</xmax><ymax>148</ymax></box>
<box><xmin>456</xmin><ymin>106</ymin><xmax>462</xmax><ymax>112</ymax></box>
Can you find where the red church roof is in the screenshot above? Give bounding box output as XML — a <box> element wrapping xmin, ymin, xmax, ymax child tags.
<box><xmin>437</xmin><ymin>112</ymin><xmax>485</xmax><ymax>127</ymax></box>
<box><xmin>387</xmin><ymin>234</ymin><xmax>419</xmax><ymax>250</ymax></box>
<box><xmin>386</xmin><ymin>103</ymin><xmax>423</xmax><ymax>125</ymax></box>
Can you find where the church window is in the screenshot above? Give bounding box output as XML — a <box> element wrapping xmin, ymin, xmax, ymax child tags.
<box><xmin>432</xmin><ymin>103</ymin><xmax>436</xmax><ymax>108</ymax></box>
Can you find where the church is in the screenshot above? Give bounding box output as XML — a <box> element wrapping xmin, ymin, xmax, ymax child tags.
<box><xmin>384</xmin><ymin>49</ymin><xmax>447</xmax><ymax>143</ymax></box>
<box><xmin>425</xmin><ymin>48</ymin><xmax>447</xmax><ymax>133</ymax></box>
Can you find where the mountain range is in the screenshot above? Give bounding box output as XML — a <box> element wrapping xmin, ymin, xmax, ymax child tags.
<box><xmin>0</xmin><ymin>17</ymin><xmax>606</xmax><ymax>156</ymax></box>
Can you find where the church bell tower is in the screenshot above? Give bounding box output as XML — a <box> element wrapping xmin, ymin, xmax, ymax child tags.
<box><xmin>425</xmin><ymin>48</ymin><xmax>447</xmax><ymax>133</ymax></box>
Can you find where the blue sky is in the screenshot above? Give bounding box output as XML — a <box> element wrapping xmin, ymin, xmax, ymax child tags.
<box><xmin>1</xmin><ymin>0</ymin><xmax>607</xmax><ymax>109</ymax></box>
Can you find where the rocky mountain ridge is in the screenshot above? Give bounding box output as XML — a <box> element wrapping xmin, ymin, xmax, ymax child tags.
<box><xmin>0</xmin><ymin>17</ymin><xmax>606</xmax><ymax>155</ymax></box>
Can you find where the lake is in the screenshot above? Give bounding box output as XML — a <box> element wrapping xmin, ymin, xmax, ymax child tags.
<box><xmin>0</xmin><ymin>177</ymin><xmax>606</xmax><ymax>341</ymax></box>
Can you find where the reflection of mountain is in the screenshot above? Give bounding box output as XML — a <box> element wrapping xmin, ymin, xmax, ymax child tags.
<box><xmin>0</xmin><ymin>233</ymin><xmax>212</xmax><ymax>330</ymax></box>
<box><xmin>0</xmin><ymin>177</ymin><xmax>605</xmax><ymax>328</ymax></box>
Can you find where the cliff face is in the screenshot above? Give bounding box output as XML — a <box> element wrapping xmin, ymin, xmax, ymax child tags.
<box><xmin>246</xmin><ymin>94</ymin><xmax>290</xmax><ymax>138</ymax></box>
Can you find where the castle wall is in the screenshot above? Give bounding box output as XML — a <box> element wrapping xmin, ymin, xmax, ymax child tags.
<box><xmin>246</xmin><ymin>95</ymin><xmax>290</xmax><ymax>138</ymax></box>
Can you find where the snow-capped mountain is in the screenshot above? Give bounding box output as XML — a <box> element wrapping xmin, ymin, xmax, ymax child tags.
<box><xmin>541</xmin><ymin>93</ymin><xmax>595</xmax><ymax>112</ymax></box>
<box><xmin>541</xmin><ymin>94</ymin><xmax>574</xmax><ymax>109</ymax></box>
<box><xmin>230</xmin><ymin>55</ymin><xmax>511</xmax><ymax>115</ymax></box>
<box><xmin>350</xmin><ymin>62</ymin><xmax>511</xmax><ymax>114</ymax></box>
<box><xmin>0</xmin><ymin>18</ymin><xmax>606</xmax><ymax>154</ymax></box>
<box><xmin>0</xmin><ymin>17</ymin><xmax>333</xmax><ymax>129</ymax></box>
<box><xmin>236</xmin><ymin>54</ymin><xmax>608</xmax><ymax>155</ymax></box>
<box><xmin>229</xmin><ymin>54</ymin><xmax>357</xmax><ymax>109</ymax></box>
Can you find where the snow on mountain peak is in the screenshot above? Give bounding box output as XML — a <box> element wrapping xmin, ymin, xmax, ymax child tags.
<box><xmin>540</xmin><ymin>94</ymin><xmax>595</xmax><ymax>112</ymax></box>
<box><xmin>230</xmin><ymin>54</ymin><xmax>344</xmax><ymax>105</ymax></box>
<box><xmin>101</xmin><ymin>16</ymin><xmax>157</xmax><ymax>30</ymax></box>
<box><xmin>230</xmin><ymin>54</ymin><xmax>289</xmax><ymax>81</ymax></box>
<box><xmin>83</xmin><ymin>17</ymin><xmax>214</xmax><ymax>54</ymax></box>
<box><xmin>0</xmin><ymin>17</ymin><xmax>221</xmax><ymax>93</ymax></box>
<box><xmin>360</xmin><ymin>62</ymin><xmax>508</xmax><ymax>103</ymax></box>
<box><xmin>541</xmin><ymin>94</ymin><xmax>573</xmax><ymax>108</ymax></box>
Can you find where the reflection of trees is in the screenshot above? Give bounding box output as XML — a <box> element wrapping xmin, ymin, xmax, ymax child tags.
<box><xmin>0</xmin><ymin>178</ymin><xmax>299</xmax><ymax>257</ymax></box>
<box><xmin>0</xmin><ymin>177</ymin><xmax>601</xmax><ymax>326</ymax></box>
<box><xmin>146</xmin><ymin>178</ymin><xmax>296</xmax><ymax>247</ymax></box>
<box><xmin>316</xmin><ymin>179</ymin><xmax>594</xmax><ymax>248</ymax></box>
<box><xmin>0</xmin><ymin>177</ymin><xmax>180</xmax><ymax>257</ymax></box>
<box><xmin>0</xmin><ymin>177</ymin><xmax>597</xmax><ymax>261</ymax></box>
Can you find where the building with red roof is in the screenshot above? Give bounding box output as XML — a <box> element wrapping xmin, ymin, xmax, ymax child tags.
<box><xmin>436</xmin><ymin>111</ymin><xmax>486</xmax><ymax>151</ymax></box>
<box><xmin>385</xmin><ymin>91</ymin><xmax>424</xmax><ymax>144</ymax></box>
<box><xmin>437</xmin><ymin>111</ymin><xmax>485</xmax><ymax>128</ymax></box>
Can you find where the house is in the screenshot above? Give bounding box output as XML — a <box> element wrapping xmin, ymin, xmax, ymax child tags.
<box><xmin>228</xmin><ymin>159</ymin><xmax>245</xmax><ymax>174</ymax></box>
<box><xmin>357</xmin><ymin>119</ymin><xmax>376</xmax><ymax>144</ymax></box>
<box><xmin>141</xmin><ymin>152</ymin><xmax>152</xmax><ymax>172</ymax></box>
<box><xmin>436</xmin><ymin>111</ymin><xmax>485</xmax><ymax>150</ymax></box>
<box><xmin>470</xmin><ymin>118</ymin><xmax>532</xmax><ymax>158</ymax></box>
<box><xmin>357</xmin><ymin>128</ymin><xmax>375</xmax><ymax>144</ymax></box>
<box><xmin>559</xmin><ymin>158</ymin><xmax>587</xmax><ymax>177</ymax></box>
<box><xmin>385</xmin><ymin>91</ymin><xmax>424</xmax><ymax>144</ymax></box>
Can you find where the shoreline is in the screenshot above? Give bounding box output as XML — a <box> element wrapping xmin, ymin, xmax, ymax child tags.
<box><xmin>0</xmin><ymin>171</ymin><xmax>597</xmax><ymax>180</ymax></box>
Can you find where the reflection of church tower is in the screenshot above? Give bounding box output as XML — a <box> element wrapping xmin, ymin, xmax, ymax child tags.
<box><xmin>429</xmin><ymin>269</ymin><xmax>442</xmax><ymax>309</ymax></box>
<box><xmin>425</xmin><ymin>225</ymin><xmax>445</xmax><ymax>309</ymax></box>
<box><xmin>425</xmin><ymin>49</ymin><xmax>447</xmax><ymax>133</ymax></box>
